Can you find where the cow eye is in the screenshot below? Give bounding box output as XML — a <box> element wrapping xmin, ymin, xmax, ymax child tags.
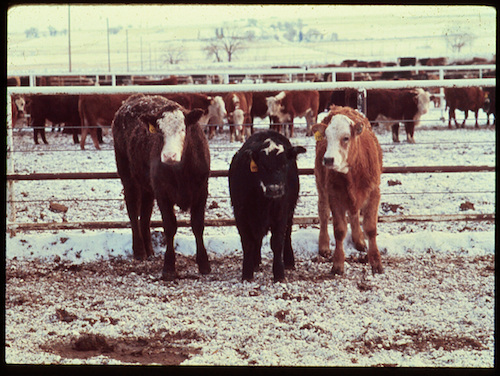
<box><xmin>342</xmin><ymin>136</ymin><xmax>349</xmax><ymax>143</ymax></box>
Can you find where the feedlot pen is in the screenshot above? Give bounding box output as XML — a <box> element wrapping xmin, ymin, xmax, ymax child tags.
<box><xmin>6</xmin><ymin>107</ymin><xmax>495</xmax><ymax>233</ymax></box>
<box><xmin>5</xmin><ymin>79</ymin><xmax>496</xmax><ymax>367</ymax></box>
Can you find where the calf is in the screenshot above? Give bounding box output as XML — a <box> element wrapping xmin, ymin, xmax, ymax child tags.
<box><xmin>229</xmin><ymin>130</ymin><xmax>306</xmax><ymax>282</ymax></box>
<box><xmin>266</xmin><ymin>91</ymin><xmax>319</xmax><ymax>137</ymax></box>
<box><xmin>24</xmin><ymin>95</ymin><xmax>81</xmax><ymax>145</ymax></box>
<box><xmin>346</xmin><ymin>88</ymin><xmax>430</xmax><ymax>143</ymax></box>
<box><xmin>312</xmin><ymin>105</ymin><xmax>383</xmax><ymax>275</ymax></box>
<box><xmin>444</xmin><ymin>87</ymin><xmax>486</xmax><ymax>128</ymax></box>
<box><xmin>79</xmin><ymin>94</ymin><xmax>130</xmax><ymax>149</ymax></box>
<box><xmin>224</xmin><ymin>92</ymin><xmax>253</xmax><ymax>142</ymax></box>
<box><xmin>250</xmin><ymin>91</ymin><xmax>280</xmax><ymax>131</ymax></box>
<box><xmin>112</xmin><ymin>94</ymin><xmax>211</xmax><ymax>280</ymax></box>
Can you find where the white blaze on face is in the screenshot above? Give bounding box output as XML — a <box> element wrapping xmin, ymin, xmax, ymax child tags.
<box><xmin>324</xmin><ymin>114</ymin><xmax>353</xmax><ymax>174</ymax></box>
<box><xmin>262</xmin><ymin>138</ymin><xmax>285</xmax><ymax>155</ymax></box>
<box><xmin>157</xmin><ymin>109</ymin><xmax>186</xmax><ymax>164</ymax></box>
<box><xmin>415</xmin><ymin>88</ymin><xmax>431</xmax><ymax>117</ymax></box>
<box><xmin>15</xmin><ymin>97</ymin><xmax>26</xmax><ymax>112</ymax></box>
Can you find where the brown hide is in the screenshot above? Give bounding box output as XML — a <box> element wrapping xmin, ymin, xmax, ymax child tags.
<box><xmin>224</xmin><ymin>92</ymin><xmax>253</xmax><ymax>142</ymax></box>
<box><xmin>270</xmin><ymin>91</ymin><xmax>319</xmax><ymax>137</ymax></box>
<box><xmin>444</xmin><ymin>87</ymin><xmax>486</xmax><ymax>128</ymax></box>
<box><xmin>78</xmin><ymin>94</ymin><xmax>130</xmax><ymax>150</ymax></box>
<box><xmin>313</xmin><ymin>105</ymin><xmax>383</xmax><ymax>275</ymax></box>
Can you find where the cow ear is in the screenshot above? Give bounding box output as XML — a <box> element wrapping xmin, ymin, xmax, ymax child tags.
<box><xmin>185</xmin><ymin>108</ymin><xmax>204</xmax><ymax>126</ymax></box>
<box><xmin>353</xmin><ymin>121</ymin><xmax>363</xmax><ymax>135</ymax></box>
<box><xmin>140</xmin><ymin>114</ymin><xmax>159</xmax><ymax>129</ymax></box>
<box><xmin>311</xmin><ymin>123</ymin><xmax>327</xmax><ymax>141</ymax></box>
<box><xmin>287</xmin><ymin>145</ymin><xmax>307</xmax><ymax>159</ymax></box>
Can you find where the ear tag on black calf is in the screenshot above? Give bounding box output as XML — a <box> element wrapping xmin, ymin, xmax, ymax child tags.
<box><xmin>250</xmin><ymin>159</ymin><xmax>258</xmax><ymax>173</ymax></box>
<box><xmin>314</xmin><ymin>131</ymin><xmax>324</xmax><ymax>141</ymax></box>
<box><xmin>148</xmin><ymin>123</ymin><xmax>157</xmax><ymax>134</ymax></box>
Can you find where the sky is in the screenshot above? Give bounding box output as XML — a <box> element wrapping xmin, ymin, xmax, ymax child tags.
<box><xmin>7</xmin><ymin>4</ymin><xmax>496</xmax><ymax>36</ymax></box>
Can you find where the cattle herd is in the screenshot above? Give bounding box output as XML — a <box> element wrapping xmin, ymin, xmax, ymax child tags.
<box><xmin>7</xmin><ymin>68</ymin><xmax>496</xmax><ymax>282</ymax></box>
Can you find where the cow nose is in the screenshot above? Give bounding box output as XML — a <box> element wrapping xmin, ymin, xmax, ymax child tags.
<box><xmin>162</xmin><ymin>152</ymin><xmax>178</xmax><ymax>164</ymax></box>
<box><xmin>265</xmin><ymin>184</ymin><xmax>284</xmax><ymax>198</ymax></box>
<box><xmin>323</xmin><ymin>157</ymin><xmax>334</xmax><ymax>166</ymax></box>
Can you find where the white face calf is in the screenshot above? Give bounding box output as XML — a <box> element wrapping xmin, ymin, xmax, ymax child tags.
<box><xmin>266</xmin><ymin>91</ymin><xmax>289</xmax><ymax>123</ymax></box>
<box><xmin>157</xmin><ymin>109</ymin><xmax>186</xmax><ymax>164</ymax></box>
<box><xmin>323</xmin><ymin>114</ymin><xmax>354</xmax><ymax>174</ymax></box>
<box><xmin>14</xmin><ymin>96</ymin><xmax>26</xmax><ymax>113</ymax></box>
<box><xmin>208</xmin><ymin>95</ymin><xmax>226</xmax><ymax>121</ymax></box>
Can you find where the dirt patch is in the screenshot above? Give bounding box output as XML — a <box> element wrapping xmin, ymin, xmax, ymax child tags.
<box><xmin>44</xmin><ymin>332</ymin><xmax>202</xmax><ymax>365</ymax></box>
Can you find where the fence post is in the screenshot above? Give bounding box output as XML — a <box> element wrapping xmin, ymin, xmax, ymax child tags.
<box><xmin>6</xmin><ymin>94</ymin><xmax>16</xmax><ymax>223</ymax></box>
<box><xmin>357</xmin><ymin>88</ymin><xmax>367</xmax><ymax>115</ymax></box>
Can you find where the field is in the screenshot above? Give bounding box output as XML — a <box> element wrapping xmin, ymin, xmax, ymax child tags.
<box><xmin>5</xmin><ymin>106</ymin><xmax>496</xmax><ymax>366</ymax></box>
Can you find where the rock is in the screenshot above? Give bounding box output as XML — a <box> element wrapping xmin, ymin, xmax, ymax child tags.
<box><xmin>49</xmin><ymin>202</ymin><xmax>69</xmax><ymax>213</ymax></box>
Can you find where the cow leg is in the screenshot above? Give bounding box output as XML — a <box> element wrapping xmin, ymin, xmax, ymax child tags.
<box><xmin>156</xmin><ymin>195</ymin><xmax>178</xmax><ymax>280</ymax></box>
<box><xmin>80</xmin><ymin>124</ymin><xmax>88</xmax><ymax>150</ymax></box>
<box><xmin>190</xmin><ymin>198</ymin><xmax>210</xmax><ymax>275</ymax></box>
<box><xmin>362</xmin><ymin>189</ymin><xmax>383</xmax><ymax>274</ymax></box>
<box><xmin>331</xmin><ymin>206</ymin><xmax>347</xmax><ymax>275</ymax></box>
<box><xmin>229</xmin><ymin>125</ymin><xmax>235</xmax><ymax>142</ymax></box>
<box><xmin>474</xmin><ymin>110</ymin><xmax>479</xmax><ymax>128</ymax></box>
<box><xmin>283</xmin><ymin>214</ymin><xmax>295</xmax><ymax>270</ymax></box>
<box><xmin>239</xmin><ymin>226</ymin><xmax>259</xmax><ymax>281</ymax></box>
<box><xmin>392</xmin><ymin>123</ymin><xmax>400</xmax><ymax>143</ymax></box>
<box><xmin>72</xmin><ymin>126</ymin><xmax>80</xmax><ymax>144</ymax></box>
<box><xmin>461</xmin><ymin>110</ymin><xmax>468</xmax><ymax>128</ymax></box>
<box><xmin>270</xmin><ymin>222</ymin><xmax>287</xmax><ymax>282</ymax></box>
<box><xmin>208</xmin><ymin>125</ymin><xmax>216</xmax><ymax>140</ymax></box>
<box><xmin>89</xmin><ymin>127</ymin><xmax>101</xmax><ymax>150</ymax></box>
<box><xmin>348</xmin><ymin>210</ymin><xmax>366</xmax><ymax>253</ymax></box>
<box><xmin>122</xmin><ymin>183</ymin><xmax>148</xmax><ymax>260</ymax></box>
<box><xmin>139</xmin><ymin>190</ymin><xmax>155</xmax><ymax>258</ymax></box>
<box><xmin>448</xmin><ymin>108</ymin><xmax>455</xmax><ymax>128</ymax></box>
<box><xmin>317</xmin><ymin>187</ymin><xmax>331</xmax><ymax>258</ymax></box>
<box><xmin>405</xmin><ymin>121</ymin><xmax>416</xmax><ymax>144</ymax></box>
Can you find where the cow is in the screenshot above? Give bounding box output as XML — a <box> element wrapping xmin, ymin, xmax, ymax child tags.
<box><xmin>132</xmin><ymin>76</ymin><xmax>178</xmax><ymax>85</ymax></box>
<box><xmin>10</xmin><ymin>95</ymin><xmax>26</xmax><ymax>127</ymax></box>
<box><xmin>483</xmin><ymin>87</ymin><xmax>496</xmax><ymax>126</ymax></box>
<box><xmin>444</xmin><ymin>87</ymin><xmax>486</xmax><ymax>128</ymax></box>
<box><xmin>112</xmin><ymin>94</ymin><xmax>211</xmax><ymax>280</ymax></box>
<box><xmin>266</xmin><ymin>91</ymin><xmax>320</xmax><ymax>137</ymax></box>
<box><xmin>224</xmin><ymin>92</ymin><xmax>253</xmax><ymax>142</ymax></box>
<box><xmin>79</xmin><ymin>94</ymin><xmax>130</xmax><ymax>150</ymax></box>
<box><xmin>228</xmin><ymin>130</ymin><xmax>306</xmax><ymax>282</ymax></box>
<box><xmin>312</xmin><ymin>105</ymin><xmax>383</xmax><ymax>276</ymax></box>
<box><xmin>24</xmin><ymin>95</ymin><xmax>81</xmax><ymax>145</ymax></box>
<box><xmin>250</xmin><ymin>91</ymin><xmax>280</xmax><ymax>131</ymax></box>
<box><xmin>346</xmin><ymin>88</ymin><xmax>431</xmax><ymax>143</ymax></box>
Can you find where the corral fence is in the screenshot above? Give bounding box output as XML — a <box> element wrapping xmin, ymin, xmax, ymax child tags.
<box><xmin>6</xmin><ymin>66</ymin><xmax>496</xmax><ymax>231</ymax></box>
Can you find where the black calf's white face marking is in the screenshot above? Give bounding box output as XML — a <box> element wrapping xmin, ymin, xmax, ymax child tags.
<box><xmin>323</xmin><ymin>114</ymin><xmax>352</xmax><ymax>174</ymax></box>
<box><xmin>254</xmin><ymin>138</ymin><xmax>289</xmax><ymax>198</ymax></box>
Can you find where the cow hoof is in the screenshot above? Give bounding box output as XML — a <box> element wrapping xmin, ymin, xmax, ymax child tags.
<box><xmin>319</xmin><ymin>248</ymin><xmax>331</xmax><ymax>258</ymax></box>
<box><xmin>284</xmin><ymin>263</ymin><xmax>295</xmax><ymax>270</ymax></box>
<box><xmin>133</xmin><ymin>252</ymin><xmax>148</xmax><ymax>261</ymax></box>
<box><xmin>354</xmin><ymin>242</ymin><xmax>367</xmax><ymax>253</ymax></box>
<box><xmin>198</xmin><ymin>263</ymin><xmax>211</xmax><ymax>275</ymax></box>
<box><xmin>330</xmin><ymin>264</ymin><xmax>344</xmax><ymax>276</ymax></box>
<box><xmin>161</xmin><ymin>271</ymin><xmax>178</xmax><ymax>281</ymax></box>
<box><xmin>371</xmin><ymin>263</ymin><xmax>384</xmax><ymax>275</ymax></box>
<box><xmin>273</xmin><ymin>275</ymin><xmax>286</xmax><ymax>283</ymax></box>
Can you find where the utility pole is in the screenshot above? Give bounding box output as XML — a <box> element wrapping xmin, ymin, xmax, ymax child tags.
<box><xmin>106</xmin><ymin>18</ymin><xmax>111</xmax><ymax>71</ymax></box>
<box><xmin>126</xmin><ymin>29</ymin><xmax>129</xmax><ymax>72</ymax></box>
<box><xmin>68</xmin><ymin>5</ymin><xmax>72</xmax><ymax>72</ymax></box>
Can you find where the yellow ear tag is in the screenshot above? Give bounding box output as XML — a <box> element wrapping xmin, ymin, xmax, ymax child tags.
<box><xmin>148</xmin><ymin>123</ymin><xmax>157</xmax><ymax>134</ymax></box>
<box><xmin>314</xmin><ymin>131</ymin><xmax>324</xmax><ymax>141</ymax></box>
<box><xmin>250</xmin><ymin>159</ymin><xmax>258</xmax><ymax>173</ymax></box>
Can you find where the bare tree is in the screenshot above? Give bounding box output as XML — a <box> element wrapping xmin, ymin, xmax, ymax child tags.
<box><xmin>204</xmin><ymin>26</ymin><xmax>246</xmax><ymax>62</ymax></box>
<box><xmin>161</xmin><ymin>43</ymin><xmax>186</xmax><ymax>65</ymax></box>
<box><xmin>444</xmin><ymin>27</ymin><xmax>476</xmax><ymax>53</ymax></box>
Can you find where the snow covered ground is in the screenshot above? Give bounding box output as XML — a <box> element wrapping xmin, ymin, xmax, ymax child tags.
<box><xmin>5</xmin><ymin>105</ymin><xmax>495</xmax><ymax>366</ymax></box>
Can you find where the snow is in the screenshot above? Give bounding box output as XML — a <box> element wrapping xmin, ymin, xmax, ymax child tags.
<box><xmin>5</xmin><ymin>104</ymin><xmax>495</xmax><ymax>367</ymax></box>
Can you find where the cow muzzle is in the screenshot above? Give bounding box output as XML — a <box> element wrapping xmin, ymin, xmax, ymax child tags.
<box><xmin>261</xmin><ymin>182</ymin><xmax>285</xmax><ymax>198</ymax></box>
<box><xmin>323</xmin><ymin>157</ymin><xmax>334</xmax><ymax>167</ymax></box>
